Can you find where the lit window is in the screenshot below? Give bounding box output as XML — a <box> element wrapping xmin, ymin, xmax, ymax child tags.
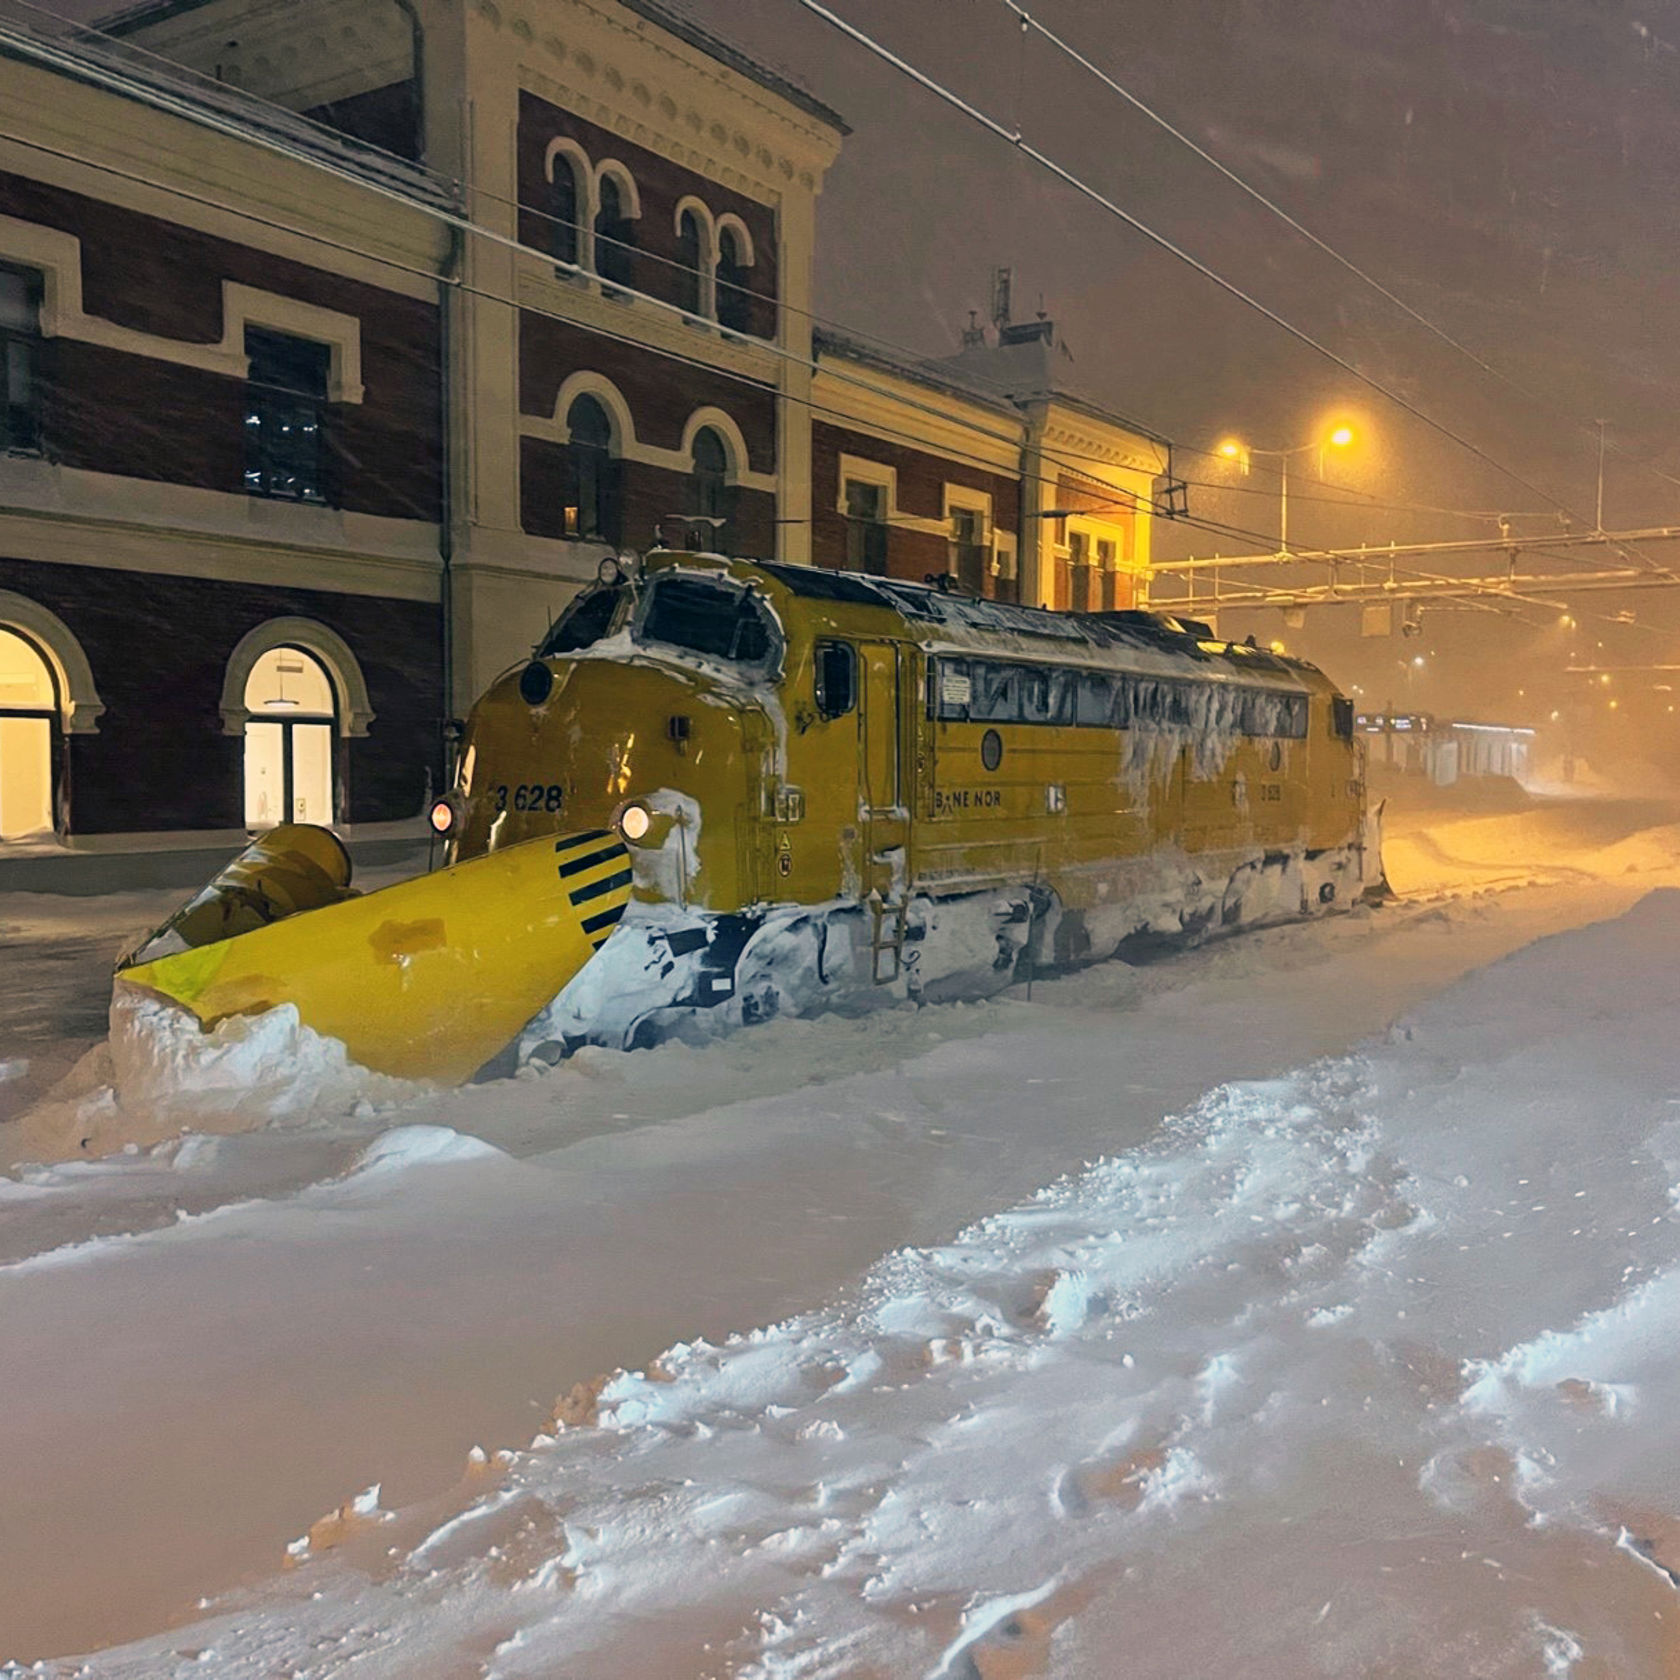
<box><xmin>244</xmin><ymin>327</ymin><xmax>331</xmax><ymax>504</ymax></box>
<box><xmin>242</xmin><ymin>645</ymin><xmax>336</xmax><ymax>827</ymax></box>
<box><xmin>0</xmin><ymin>627</ymin><xmax>54</xmax><ymax>839</ymax></box>
<box><xmin>0</xmin><ymin>264</ymin><xmax>43</xmax><ymax>457</ymax></box>
<box><xmin>560</xmin><ymin>394</ymin><xmax>619</xmax><ymax>542</ymax></box>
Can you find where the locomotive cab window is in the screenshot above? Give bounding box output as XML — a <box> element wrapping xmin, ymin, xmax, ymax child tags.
<box><xmin>814</xmin><ymin>640</ymin><xmax>856</xmax><ymax>717</ymax></box>
<box><xmin>1331</xmin><ymin>695</ymin><xmax>1355</xmax><ymax>740</ymax></box>
<box><xmin>638</xmin><ymin>574</ymin><xmax>777</xmax><ymax>669</ymax></box>
<box><xmin>540</xmin><ymin>583</ymin><xmax>625</xmax><ymax>656</ymax></box>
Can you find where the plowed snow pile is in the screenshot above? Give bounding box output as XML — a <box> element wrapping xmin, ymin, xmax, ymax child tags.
<box><xmin>54</xmin><ymin>887</ymin><xmax>1680</xmax><ymax>1677</ymax></box>
<box><xmin>19</xmin><ymin>986</ymin><xmax>426</xmax><ymax>1160</ymax></box>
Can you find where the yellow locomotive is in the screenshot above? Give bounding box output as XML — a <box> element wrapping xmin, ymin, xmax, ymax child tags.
<box><xmin>441</xmin><ymin>548</ymin><xmax>1373</xmax><ymax>1054</ymax></box>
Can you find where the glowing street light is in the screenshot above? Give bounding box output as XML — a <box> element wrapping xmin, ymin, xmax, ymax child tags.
<box><xmin>1214</xmin><ymin>422</ymin><xmax>1358</xmax><ymax>553</ymax></box>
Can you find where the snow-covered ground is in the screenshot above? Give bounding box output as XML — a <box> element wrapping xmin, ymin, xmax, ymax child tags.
<box><xmin>4</xmin><ymin>793</ymin><xmax>1680</xmax><ymax>1672</ymax></box>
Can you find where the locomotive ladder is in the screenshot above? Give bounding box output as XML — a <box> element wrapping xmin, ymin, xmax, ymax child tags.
<box><xmin>868</xmin><ymin>893</ymin><xmax>909</xmax><ymax>985</ymax></box>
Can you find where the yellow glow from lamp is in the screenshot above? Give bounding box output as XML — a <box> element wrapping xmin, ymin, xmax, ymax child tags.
<box><xmin>1327</xmin><ymin>424</ymin><xmax>1355</xmax><ymax>449</ymax></box>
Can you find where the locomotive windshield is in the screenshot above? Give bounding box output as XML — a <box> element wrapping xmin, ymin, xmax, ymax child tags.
<box><xmin>637</xmin><ymin>574</ymin><xmax>776</xmax><ymax>668</ymax></box>
<box><xmin>539</xmin><ymin>582</ymin><xmax>625</xmax><ymax>656</ymax></box>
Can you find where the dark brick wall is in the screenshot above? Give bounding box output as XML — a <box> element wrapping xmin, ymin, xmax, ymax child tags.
<box><xmin>519</xmin><ymin>310</ymin><xmax>776</xmax><ymax>465</ymax></box>
<box><xmin>810</xmin><ymin>420</ymin><xmax>1022</xmax><ymax>586</ymax></box>
<box><xmin>516</xmin><ymin>90</ymin><xmax>778</xmax><ymax>340</ymax></box>
<box><xmin>519</xmin><ymin>311</ymin><xmax>778</xmax><ymax>552</ymax></box>
<box><xmin>0</xmin><ymin>558</ymin><xmax>442</xmax><ymax>834</ymax></box>
<box><xmin>519</xmin><ymin>435</ymin><xmax>776</xmax><ymax>555</ymax></box>
<box><xmin>0</xmin><ymin>173</ymin><xmax>442</xmax><ymax>521</ymax></box>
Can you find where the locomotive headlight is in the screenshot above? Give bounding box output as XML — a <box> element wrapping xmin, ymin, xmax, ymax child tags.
<box><xmin>615</xmin><ymin>800</ymin><xmax>652</xmax><ymax>842</ymax></box>
<box><xmin>428</xmin><ymin>797</ymin><xmax>458</xmax><ymax>836</ymax></box>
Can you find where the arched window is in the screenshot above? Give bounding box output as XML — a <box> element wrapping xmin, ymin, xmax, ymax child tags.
<box><xmin>689</xmin><ymin>425</ymin><xmax>734</xmax><ymax>551</ymax></box>
<box><xmin>562</xmin><ymin>393</ymin><xmax>620</xmax><ymax>542</ymax></box>
<box><xmin>716</xmin><ymin>224</ymin><xmax>752</xmax><ymax>334</ymax></box>
<box><xmin>549</xmin><ymin>154</ymin><xmax>582</xmax><ymax>266</ymax></box>
<box><xmin>0</xmin><ymin>628</ymin><xmax>55</xmax><ymax>839</ymax></box>
<box><xmin>243</xmin><ymin>645</ymin><xmax>336</xmax><ymax>828</ymax></box>
<box><xmin>595</xmin><ymin>173</ymin><xmax>636</xmax><ymax>291</ymax></box>
<box><xmin>676</xmin><ymin>207</ymin><xmax>706</xmax><ymax>317</ymax></box>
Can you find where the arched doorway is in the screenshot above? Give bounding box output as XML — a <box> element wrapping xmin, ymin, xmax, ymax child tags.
<box><xmin>0</xmin><ymin>628</ymin><xmax>54</xmax><ymax>839</ymax></box>
<box><xmin>243</xmin><ymin>646</ymin><xmax>336</xmax><ymax>828</ymax></box>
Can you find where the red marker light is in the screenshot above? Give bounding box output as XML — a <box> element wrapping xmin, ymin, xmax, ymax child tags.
<box><xmin>428</xmin><ymin>798</ymin><xmax>456</xmax><ymax>835</ymax></box>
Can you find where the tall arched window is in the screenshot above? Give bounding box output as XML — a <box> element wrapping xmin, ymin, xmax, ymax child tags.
<box><xmin>676</xmin><ymin>207</ymin><xmax>705</xmax><ymax>317</ymax></box>
<box><xmin>549</xmin><ymin>154</ymin><xmax>582</xmax><ymax>266</ymax></box>
<box><xmin>243</xmin><ymin>645</ymin><xmax>336</xmax><ymax>828</ymax></box>
<box><xmin>689</xmin><ymin>425</ymin><xmax>734</xmax><ymax>551</ymax></box>
<box><xmin>562</xmin><ymin>394</ymin><xmax>620</xmax><ymax>542</ymax></box>
<box><xmin>595</xmin><ymin>174</ymin><xmax>635</xmax><ymax>291</ymax></box>
<box><xmin>716</xmin><ymin>225</ymin><xmax>752</xmax><ymax>334</ymax></box>
<box><xmin>0</xmin><ymin>628</ymin><xmax>54</xmax><ymax>839</ymax></box>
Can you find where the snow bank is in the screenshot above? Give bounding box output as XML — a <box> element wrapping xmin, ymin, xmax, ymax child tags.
<box><xmin>58</xmin><ymin>887</ymin><xmax>1680</xmax><ymax>1677</ymax></box>
<box><xmin>18</xmin><ymin>984</ymin><xmax>427</xmax><ymax>1160</ymax></box>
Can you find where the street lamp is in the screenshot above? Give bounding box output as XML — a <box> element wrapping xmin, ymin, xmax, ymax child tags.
<box><xmin>1216</xmin><ymin>424</ymin><xmax>1357</xmax><ymax>553</ymax></box>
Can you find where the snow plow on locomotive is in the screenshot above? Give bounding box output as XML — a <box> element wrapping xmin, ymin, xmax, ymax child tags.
<box><xmin>115</xmin><ymin>547</ymin><xmax>1377</xmax><ymax>1081</ymax></box>
<box><xmin>435</xmin><ymin>548</ymin><xmax>1377</xmax><ymax>1058</ymax></box>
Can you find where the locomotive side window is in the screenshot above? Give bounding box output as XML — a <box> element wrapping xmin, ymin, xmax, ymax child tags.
<box><xmin>639</xmin><ymin>575</ymin><xmax>776</xmax><ymax>668</ymax></box>
<box><xmin>929</xmin><ymin>655</ymin><xmax>1308</xmax><ymax>739</ymax></box>
<box><xmin>971</xmin><ymin>662</ymin><xmax>1021</xmax><ymax>723</ymax></box>
<box><xmin>540</xmin><ymin>584</ymin><xmax>623</xmax><ymax>655</ymax></box>
<box><xmin>814</xmin><ymin>641</ymin><xmax>857</xmax><ymax>717</ymax></box>
<box><xmin>1331</xmin><ymin>695</ymin><xmax>1355</xmax><ymax>739</ymax></box>
<box><xmin>1075</xmin><ymin>670</ymin><xmax>1116</xmax><ymax>726</ymax></box>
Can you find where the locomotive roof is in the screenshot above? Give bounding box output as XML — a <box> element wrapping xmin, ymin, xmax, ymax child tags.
<box><xmin>671</xmin><ymin>554</ymin><xmax>1325</xmax><ymax>692</ymax></box>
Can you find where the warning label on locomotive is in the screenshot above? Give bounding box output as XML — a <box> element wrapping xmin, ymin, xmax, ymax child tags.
<box><xmin>933</xmin><ymin>787</ymin><xmax>1004</xmax><ymax>815</ymax></box>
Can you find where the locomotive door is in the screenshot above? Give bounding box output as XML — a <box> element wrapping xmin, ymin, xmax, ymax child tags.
<box><xmin>859</xmin><ymin>642</ymin><xmax>911</xmax><ymax>906</ymax></box>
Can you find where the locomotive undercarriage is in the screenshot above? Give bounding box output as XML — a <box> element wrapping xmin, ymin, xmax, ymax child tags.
<box><xmin>515</xmin><ymin>836</ymin><xmax>1369</xmax><ymax>1062</ymax></box>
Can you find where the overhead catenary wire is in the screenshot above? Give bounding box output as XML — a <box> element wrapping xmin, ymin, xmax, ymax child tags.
<box><xmin>2</xmin><ymin>5</ymin><xmax>1673</xmax><ymax>630</ymax></box>
<box><xmin>787</xmin><ymin>0</ymin><xmax>1680</xmax><ymax>576</ymax></box>
<box><xmin>1000</xmin><ymin>0</ymin><xmax>1680</xmax><ymax>508</ymax></box>
<box><xmin>2</xmin><ymin>0</ymin><xmax>1173</xmax><ymax>466</ymax></box>
<box><xmin>1</xmin><ymin>112</ymin><xmax>1662</xmax><ymax>638</ymax></box>
<box><xmin>16</xmin><ymin>0</ymin><xmax>1667</xmax><ymax>592</ymax></box>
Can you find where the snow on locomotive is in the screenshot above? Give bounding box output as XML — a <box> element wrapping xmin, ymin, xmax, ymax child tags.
<box><xmin>440</xmin><ymin>548</ymin><xmax>1374</xmax><ymax>1054</ymax></box>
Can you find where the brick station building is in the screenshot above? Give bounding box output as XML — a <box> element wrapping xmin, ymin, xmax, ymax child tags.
<box><xmin>0</xmin><ymin>0</ymin><xmax>1173</xmax><ymax>851</ymax></box>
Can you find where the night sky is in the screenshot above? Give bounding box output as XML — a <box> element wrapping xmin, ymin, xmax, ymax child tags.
<box><xmin>670</xmin><ymin>0</ymin><xmax>1680</xmax><ymax>741</ymax></box>
<box><xmin>58</xmin><ymin>0</ymin><xmax>1680</xmax><ymax>748</ymax></box>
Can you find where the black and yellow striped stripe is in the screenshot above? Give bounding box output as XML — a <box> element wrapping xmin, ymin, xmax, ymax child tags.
<box><xmin>554</xmin><ymin>830</ymin><xmax>633</xmax><ymax>950</ymax></box>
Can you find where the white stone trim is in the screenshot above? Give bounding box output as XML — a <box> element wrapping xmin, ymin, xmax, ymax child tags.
<box><xmin>813</xmin><ymin>363</ymin><xmax>1023</xmax><ymax>476</ymax></box>
<box><xmin>220</xmin><ymin>617</ymin><xmax>375</xmax><ymax>740</ymax></box>
<box><xmin>0</xmin><ymin>216</ymin><xmax>364</xmax><ymax>400</ymax></box>
<box><xmin>522</xmin><ymin>385</ymin><xmax>777</xmax><ymax>494</ymax></box>
<box><xmin>992</xmin><ymin>530</ymin><xmax>1018</xmax><ymax>580</ymax></box>
<box><xmin>836</xmin><ymin>452</ymin><xmax>946</xmax><ymax>537</ymax></box>
<box><xmin>680</xmin><ymin>407</ymin><xmax>747</xmax><ymax>477</ymax></box>
<box><xmin>0</xmin><ymin>589</ymin><xmax>103</xmax><ymax>734</ymax></box>
<box><xmin>673</xmin><ymin>195</ymin><xmax>717</xmax><ymax>319</ymax></box>
<box><xmin>226</xmin><ymin>283</ymin><xmax>364</xmax><ymax>403</ymax></box>
<box><xmin>593</xmin><ymin>158</ymin><xmax>643</xmax><ymax>222</ymax></box>
<box><xmin>549</xmin><ymin>370</ymin><xmax>636</xmax><ymax>452</ymax></box>
<box><xmin>543</xmin><ymin>136</ymin><xmax>594</xmax><ymax>268</ymax></box>
<box><xmin>714</xmin><ymin>212</ymin><xmax>756</xmax><ymax>269</ymax></box>
<box><xmin>942</xmin><ymin>481</ymin><xmax>993</xmax><ymax>531</ymax></box>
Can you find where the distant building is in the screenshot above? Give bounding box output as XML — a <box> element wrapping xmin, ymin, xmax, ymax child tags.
<box><xmin>0</xmin><ymin>0</ymin><xmax>1174</xmax><ymax>850</ymax></box>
